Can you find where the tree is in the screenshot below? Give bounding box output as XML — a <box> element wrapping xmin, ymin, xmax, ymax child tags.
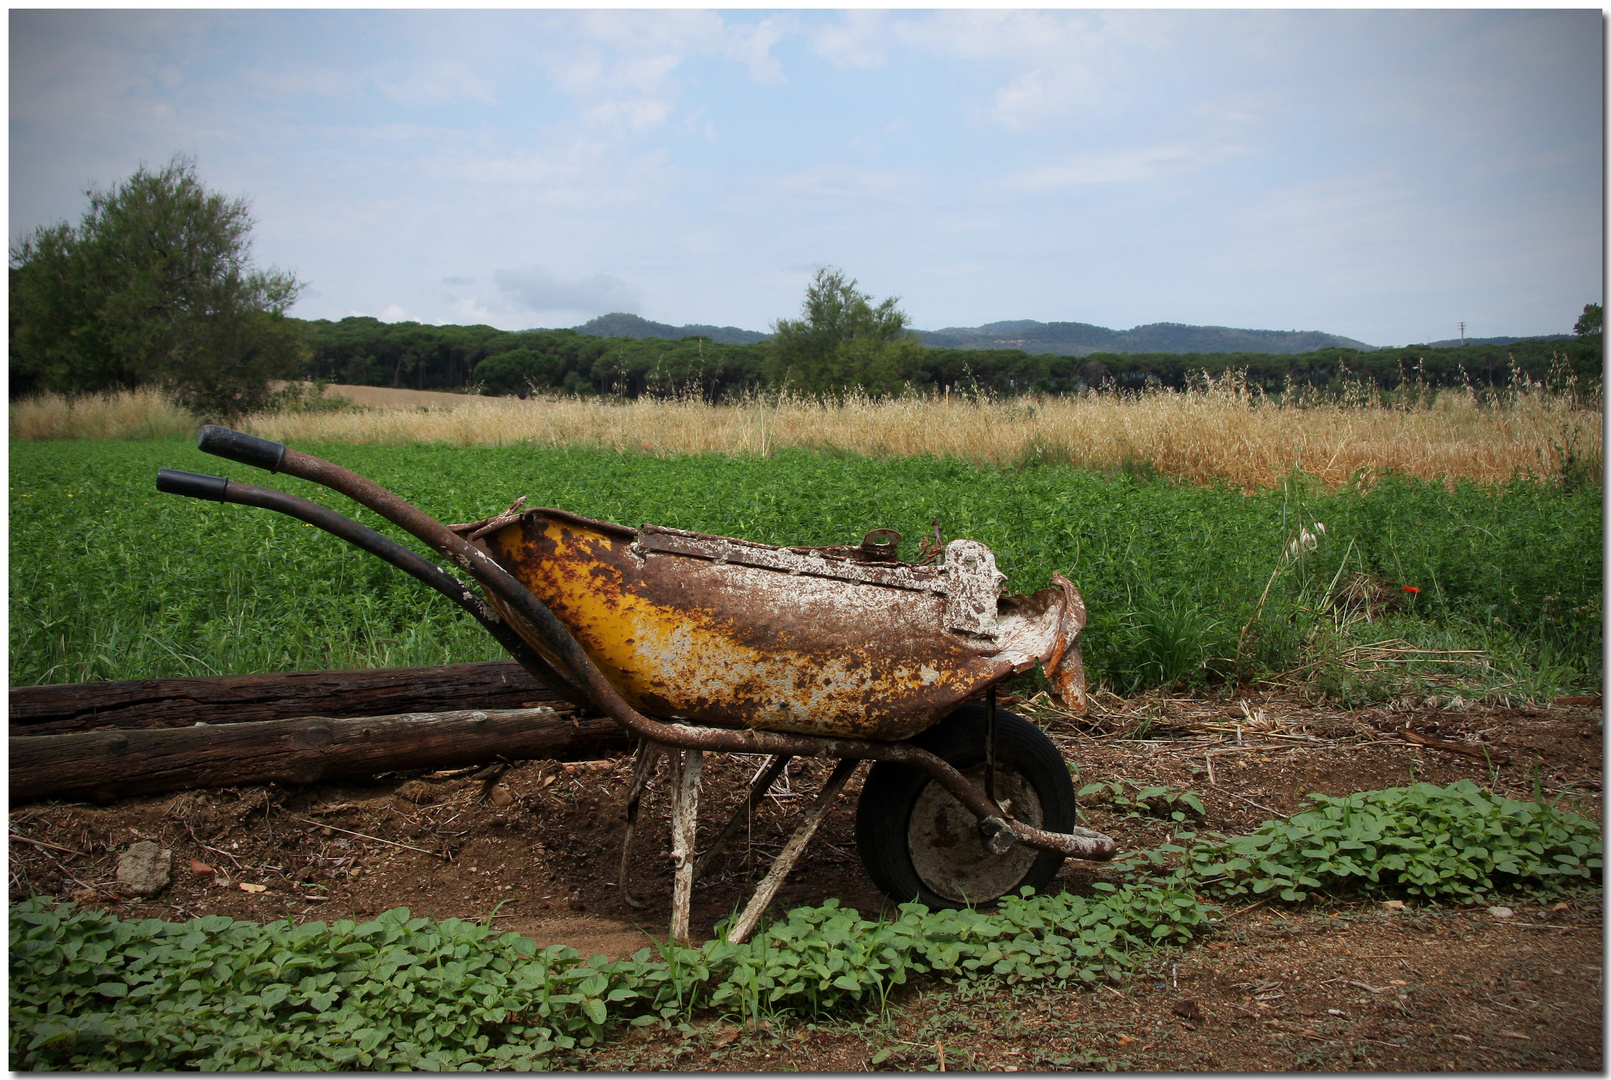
<box><xmin>9</xmin><ymin>155</ymin><xmax>305</xmax><ymax>420</ymax></box>
<box><xmin>1573</xmin><ymin>302</ymin><xmax>1602</xmax><ymax>338</ymax></box>
<box><xmin>473</xmin><ymin>348</ymin><xmax>567</xmax><ymax>397</ymax></box>
<box><xmin>767</xmin><ymin>267</ymin><xmax>924</xmax><ymax>396</ymax></box>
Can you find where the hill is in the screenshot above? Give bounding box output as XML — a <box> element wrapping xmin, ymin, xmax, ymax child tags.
<box><xmin>573</xmin><ymin>312</ymin><xmax>1377</xmax><ymax>355</ymax></box>
<box><xmin>1422</xmin><ymin>334</ymin><xmax>1573</xmax><ymax>349</ymax></box>
<box><xmin>572</xmin><ymin>313</ymin><xmax>769</xmax><ymax>345</ymax></box>
<box><xmin>915</xmin><ymin>320</ymin><xmax>1376</xmax><ymax>356</ymax></box>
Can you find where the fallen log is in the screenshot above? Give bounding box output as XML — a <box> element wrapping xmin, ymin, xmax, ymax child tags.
<box><xmin>10</xmin><ymin>661</ymin><xmax>561</xmax><ymax>737</ymax></box>
<box><xmin>10</xmin><ymin>707</ymin><xmax>633</xmax><ymax>804</ymax></box>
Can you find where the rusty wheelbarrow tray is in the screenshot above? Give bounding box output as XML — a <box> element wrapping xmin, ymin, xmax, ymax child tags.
<box><xmin>158</xmin><ymin>426</ymin><xmax>1117</xmax><ymax>943</ymax></box>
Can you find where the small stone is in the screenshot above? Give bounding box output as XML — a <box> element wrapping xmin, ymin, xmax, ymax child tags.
<box><xmin>488</xmin><ymin>785</ymin><xmax>514</xmax><ymax>807</ymax></box>
<box><xmin>1487</xmin><ymin>906</ymin><xmax>1515</xmax><ymax>919</ymax></box>
<box><xmin>115</xmin><ymin>840</ymin><xmax>172</xmax><ymax>898</ymax></box>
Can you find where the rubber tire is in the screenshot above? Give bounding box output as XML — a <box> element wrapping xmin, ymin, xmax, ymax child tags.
<box><xmin>855</xmin><ymin>704</ymin><xmax>1076</xmax><ymax>909</ymax></box>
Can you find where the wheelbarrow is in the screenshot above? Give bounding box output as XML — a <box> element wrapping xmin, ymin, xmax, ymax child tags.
<box><xmin>157</xmin><ymin>426</ymin><xmax>1117</xmax><ymax>943</ymax></box>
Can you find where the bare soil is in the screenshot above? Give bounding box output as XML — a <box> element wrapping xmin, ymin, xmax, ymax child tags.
<box><xmin>9</xmin><ymin>690</ymin><xmax>1602</xmax><ymax>1071</ymax></box>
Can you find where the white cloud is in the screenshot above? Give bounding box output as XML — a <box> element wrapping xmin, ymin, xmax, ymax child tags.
<box><xmin>375</xmin><ymin>58</ymin><xmax>497</xmax><ymax>107</ymax></box>
<box><xmin>762</xmin><ymin>163</ymin><xmax>913</xmax><ymax>202</ymax></box>
<box><xmin>806</xmin><ymin>10</ymin><xmax>890</xmax><ymax>71</ymax></box>
<box><xmin>535</xmin><ymin>11</ymin><xmax>753</xmax><ymax>135</ymax></box>
<box><xmin>987</xmin><ymin>67</ymin><xmax>1103</xmax><ymax>134</ymax></box>
<box><xmin>1011</xmin><ymin>142</ymin><xmax>1247</xmax><ymax>189</ymax></box>
<box><xmin>727</xmin><ymin>16</ymin><xmax>791</xmax><ymax>85</ymax></box>
<box><xmin>493</xmin><ymin>266</ymin><xmax>642</xmax><ymax>317</ymax></box>
<box><xmin>897</xmin><ymin>10</ymin><xmax>1170</xmax><ymax>132</ymax></box>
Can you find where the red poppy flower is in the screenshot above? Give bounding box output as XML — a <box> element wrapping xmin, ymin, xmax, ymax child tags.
<box><xmin>1402</xmin><ymin>585</ymin><xmax>1421</xmax><ymax>594</ymax></box>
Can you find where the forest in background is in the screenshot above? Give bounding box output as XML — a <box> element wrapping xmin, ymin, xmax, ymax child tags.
<box><xmin>299</xmin><ymin>313</ymin><xmax>1603</xmax><ymax>403</ymax></box>
<box><xmin>13</xmin><ymin>160</ymin><xmax>1599</xmax><ymax>416</ymax></box>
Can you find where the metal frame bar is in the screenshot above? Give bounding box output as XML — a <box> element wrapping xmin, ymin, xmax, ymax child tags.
<box><xmin>725</xmin><ymin>757</ymin><xmax>860</xmax><ymax>944</ymax></box>
<box><xmin>618</xmin><ymin>739</ymin><xmax>663</xmax><ymax>910</ymax></box>
<box><xmin>694</xmin><ymin>754</ymin><xmax>793</xmax><ymax>877</ymax></box>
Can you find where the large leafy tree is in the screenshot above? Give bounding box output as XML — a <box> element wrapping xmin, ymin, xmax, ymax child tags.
<box><xmin>767</xmin><ymin>267</ymin><xmax>924</xmax><ymax>396</ymax></box>
<box><xmin>1573</xmin><ymin>302</ymin><xmax>1602</xmax><ymax>338</ymax></box>
<box><xmin>10</xmin><ymin>155</ymin><xmax>304</xmax><ymax>421</ymax></box>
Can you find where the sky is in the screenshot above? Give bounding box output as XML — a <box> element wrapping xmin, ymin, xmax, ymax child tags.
<box><xmin>8</xmin><ymin>8</ymin><xmax>1604</xmax><ymax>347</ymax></box>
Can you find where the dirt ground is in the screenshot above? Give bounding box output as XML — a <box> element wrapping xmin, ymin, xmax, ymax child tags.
<box><xmin>9</xmin><ymin>690</ymin><xmax>1603</xmax><ymax>1071</ymax></box>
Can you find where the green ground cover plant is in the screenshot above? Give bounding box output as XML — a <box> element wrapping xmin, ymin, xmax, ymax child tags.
<box><xmin>10</xmin><ymin>882</ymin><xmax>1203</xmax><ymax>1071</ymax></box>
<box><xmin>1177</xmin><ymin>779</ymin><xmax>1602</xmax><ymax>904</ymax></box>
<box><xmin>1077</xmin><ymin>781</ymin><xmax>1207</xmax><ymax>823</ymax></box>
<box><xmin>10</xmin><ymin>440</ymin><xmax>1600</xmax><ymax>695</ymax></box>
<box><xmin>11</xmin><ymin>781</ymin><xmax>1597</xmax><ymax>1071</ymax></box>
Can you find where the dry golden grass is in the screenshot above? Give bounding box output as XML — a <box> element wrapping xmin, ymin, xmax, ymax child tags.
<box><xmin>13</xmin><ymin>373</ymin><xmax>1601</xmax><ymax>491</ymax></box>
<box><xmin>8</xmin><ymin>387</ymin><xmax>197</xmax><ymax>441</ymax></box>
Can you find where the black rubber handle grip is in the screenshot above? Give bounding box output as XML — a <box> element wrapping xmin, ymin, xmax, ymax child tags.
<box><xmin>157</xmin><ymin>468</ymin><xmax>230</xmax><ymax>502</ymax></box>
<box><xmin>197</xmin><ymin>425</ymin><xmax>286</xmax><ymax>473</ymax></box>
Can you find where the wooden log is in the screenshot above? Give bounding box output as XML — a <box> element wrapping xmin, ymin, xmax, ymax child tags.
<box><xmin>9</xmin><ymin>661</ymin><xmax>562</xmax><ymax>737</ymax></box>
<box><xmin>10</xmin><ymin>707</ymin><xmax>634</xmax><ymax>804</ymax></box>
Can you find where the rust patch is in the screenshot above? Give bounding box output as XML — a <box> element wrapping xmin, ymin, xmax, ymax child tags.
<box><xmin>477</xmin><ymin>510</ymin><xmax>1089</xmax><ymax>741</ymax></box>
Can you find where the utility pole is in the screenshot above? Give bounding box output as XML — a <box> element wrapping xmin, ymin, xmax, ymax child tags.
<box><xmin>1458</xmin><ymin>321</ymin><xmax>1466</xmax><ymax>346</ymax></box>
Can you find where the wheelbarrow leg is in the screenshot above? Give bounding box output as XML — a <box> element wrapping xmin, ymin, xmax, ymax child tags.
<box><xmin>667</xmin><ymin>748</ymin><xmax>704</xmax><ymax>943</ymax></box>
<box><xmin>619</xmin><ymin>739</ymin><xmax>664</xmax><ymax>910</ymax></box>
<box><xmin>726</xmin><ymin>758</ymin><xmax>860</xmax><ymax>945</ymax></box>
<box><xmin>694</xmin><ymin>754</ymin><xmax>793</xmax><ymax>877</ymax></box>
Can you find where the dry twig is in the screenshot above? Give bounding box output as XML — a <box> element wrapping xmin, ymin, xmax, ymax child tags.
<box><xmin>295</xmin><ymin>817</ymin><xmax>448</xmax><ymax>860</ymax></box>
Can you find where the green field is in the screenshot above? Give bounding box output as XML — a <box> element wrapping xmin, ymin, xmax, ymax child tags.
<box><xmin>10</xmin><ymin>439</ymin><xmax>1602</xmax><ymax>697</ymax></box>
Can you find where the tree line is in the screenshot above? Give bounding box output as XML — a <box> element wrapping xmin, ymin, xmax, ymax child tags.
<box><xmin>10</xmin><ymin>160</ymin><xmax>1603</xmax><ymax>422</ymax></box>
<box><xmin>298</xmin><ymin>308</ymin><xmax>1601</xmax><ymax>402</ymax></box>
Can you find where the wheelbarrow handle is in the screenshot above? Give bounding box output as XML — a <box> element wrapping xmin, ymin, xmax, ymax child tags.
<box><xmin>155</xmin><ymin>468</ymin><xmax>591</xmax><ymax>707</ymax></box>
<box><xmin>156</xmin><ymin>468</ymin><xmax>230</xmax><ymax>502</ymax></box>
<box><xmin>197</xmin><ymin>425</ymin><xmax>287</xmax><ymax>474</ymax></box>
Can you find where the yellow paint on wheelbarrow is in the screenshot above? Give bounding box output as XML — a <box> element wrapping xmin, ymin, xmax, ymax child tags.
<box><xmin>471</xmin><ymin>508</ymin><xmax>1087</xmax><ymax>742</ymax></box>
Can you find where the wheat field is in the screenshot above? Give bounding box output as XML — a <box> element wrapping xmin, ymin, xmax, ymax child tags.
<box><xmin>11</xmin><ymin>373</ymin><xmax>1600</xmax><ymax>491</ymax></box>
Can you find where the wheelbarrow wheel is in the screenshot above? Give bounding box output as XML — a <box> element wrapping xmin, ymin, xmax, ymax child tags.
<box><xmin>855</xmin><ymin>704</ymin><xmax>1076</xmax><ymax>909</ymax></box>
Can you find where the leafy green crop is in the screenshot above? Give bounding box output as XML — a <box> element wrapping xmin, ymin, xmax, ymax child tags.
<box><xmin>10</xmin><ymin>440</ymin><xmax>1601</xmax><ymax>695</ymax></box>
<box><xmin>1180</xmin><ymin>779</ymin><xmax>1602</xmax><ymax>903</ymax></box>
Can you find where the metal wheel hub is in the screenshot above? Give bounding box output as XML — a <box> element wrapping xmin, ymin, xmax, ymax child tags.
<box><xmin>907</xmin><ymin>763</ymin><xmax>1044</xmax><ymax>904</ymax></box>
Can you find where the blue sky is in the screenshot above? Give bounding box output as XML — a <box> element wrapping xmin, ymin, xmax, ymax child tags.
<box><xmin>9</xmin><ymin>8</ymin><xmax>1603</xmax><ymax>346</ymax></box>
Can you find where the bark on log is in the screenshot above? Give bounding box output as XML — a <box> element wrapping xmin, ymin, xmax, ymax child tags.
<box><xmin>10</xmin><ymin>707</ymin><xmax>634</xmax><ymax>804</ymax></box>
<box><xmin>10</xmin><ymin>661</ymin><xmax>561</xmax><ymax>737</ymax></box>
